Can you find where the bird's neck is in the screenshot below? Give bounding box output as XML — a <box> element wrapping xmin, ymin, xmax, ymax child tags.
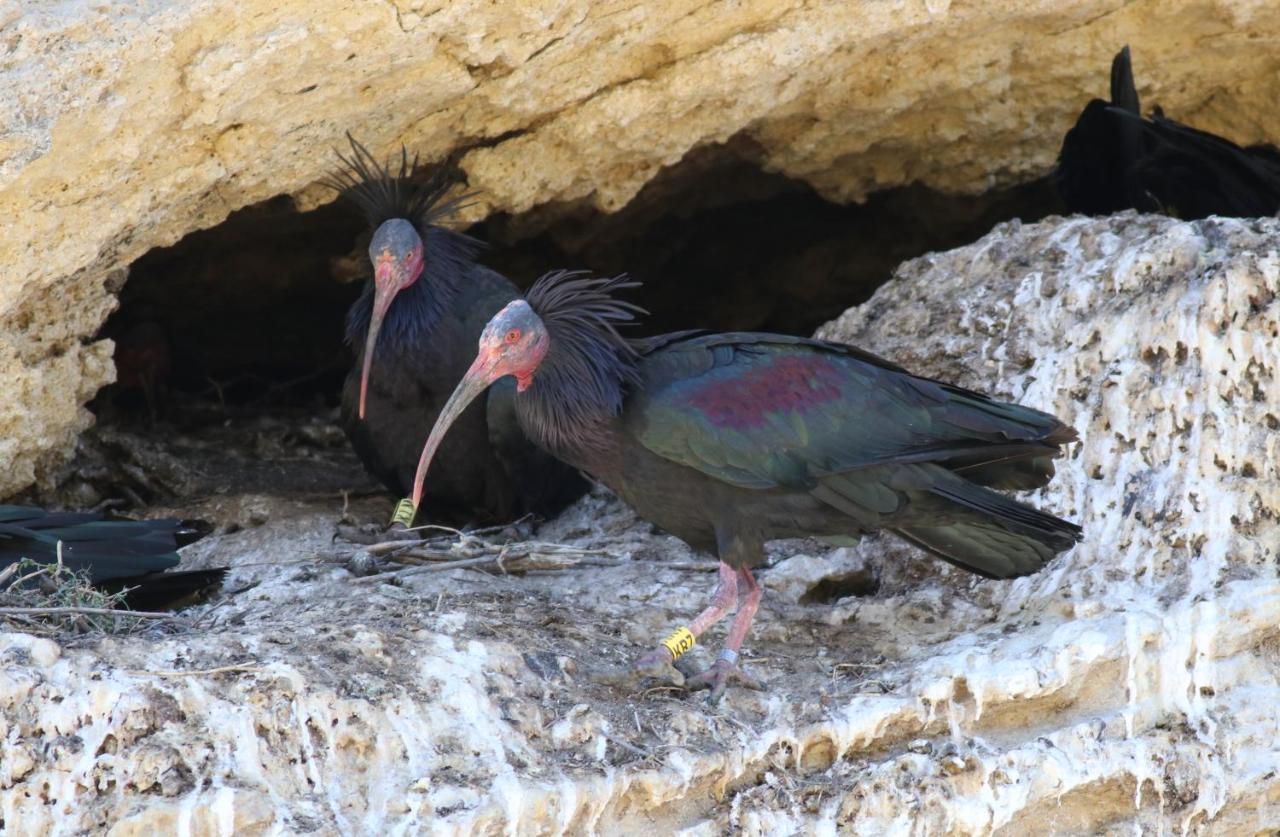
<box><xmin>514</xmin><ymin>335</ymin><xmax>640</xmax><ymax>461</ymax></box>
<box><xmin>345</xmin><ymin>225</ymin><xmax>483</xmax><ymax>354</ymax></box>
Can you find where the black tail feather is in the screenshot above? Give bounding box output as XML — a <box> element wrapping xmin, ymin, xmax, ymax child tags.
<box><xmin>102</xmin><ymin>568</ymin><xmax>229</xmax><ymax>611</ymax></box>
<box><xmin>1109</xmin><ymin>45</ymin><xmax>1140</xmax><ymax>116</ymax></box>
<box><xmin>174</xmin><ymin>519</ymin><xmax>214</xmax><ymax>548</ymax></box>
<box><xmin>0</xmin><ymin>505</ymin><xmax>223</xmax><ymax>611</ymax></box>
<box><xmin>893</xmin><ymin>467</ymin><xmax>1081</xmax><ymax>580</ymax></box>
<box><xmin>1109</xmin><ymin>46</ymin><xmax>1144</xmax><ymax>183</ymax></box>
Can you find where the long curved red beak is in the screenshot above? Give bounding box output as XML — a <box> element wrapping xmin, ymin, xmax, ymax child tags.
<box><xmin>358</xmin><ymin>264</ymin><xmax>400</xmax><ymax>420</ymax></box>
<box><xmin>411</xmin><ymin>350</ymin><xmax>500</xmax><ymax>511</ymax></box>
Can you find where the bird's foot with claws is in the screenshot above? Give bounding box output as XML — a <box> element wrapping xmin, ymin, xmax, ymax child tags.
<box><xmin>334</xmin><ymin>498</ymin><xmax>424</xmax><ymax>545</ymax></box>
<box><xmin>383</xmin><ymin>521</ymin><xmax>423</xmax><ymax>541</ymax></box>
<box><xmin>334</xmin><ymin>521</ymin><xmax>387</xmax><ymax>545</ymax></box>
<box><xmin>685</xmin><ymin>652</ymin><xmax>763</xmax><ymax>704</ymax></box>
<box><xmin>591</xmin><ymin>647</ymin><xmax>688</xmax><ymax>689</ymax></box>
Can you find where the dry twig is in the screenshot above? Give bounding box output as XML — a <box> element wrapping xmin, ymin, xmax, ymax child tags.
<box><xmin>125</xmin><ymin>663</ymin><xmax>264</xmax><ymax>677</ymax></box>
<box><xmin>0</xmin><ymin>557</ymin><xmax>157</xmax><ymax>635</ymax></box>
<box><xmin>342</xmin><ymin>519</ymin><xmax>721</xmax><ymax>586</ymax></box>
<box><xmin>602</xmin><ymin>731</ymin><xmax>651</xmax><ymax>759</ymax></box>
<box><xmin>0</xmin><ymin>606</ymin><xmax>169</xmax><ymax>619</ymax></box>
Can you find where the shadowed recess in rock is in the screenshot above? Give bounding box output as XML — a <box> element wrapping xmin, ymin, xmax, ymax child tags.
<box><xmin>95</xmin><ymin>145</ymin><xmax>1061</xmax><ymax>422</ymax></box>
<box><xmin>476</xmin><ymin>146</ymin><xmax>1062</xmax><ymax>337</ymax></box>
<box><xmin>98</xmin><ymin>195</ymin><xmax>364</xmax><ymax>413</ymax></box>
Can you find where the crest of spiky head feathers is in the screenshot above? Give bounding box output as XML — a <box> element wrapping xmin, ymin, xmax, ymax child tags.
<box><xmin>521</xmin><ymin>271</ymin><xmax>648</xmax><ymax>451</ymax></box>
<box><xmin>326</xmin><ymin>134</ymin><xmax>485</xmax><ymax>350</ymax></box>
<box><xmin>321</xmin><ymin>133</ymin><xmax>477</xmax><ymax>230</ymax></box>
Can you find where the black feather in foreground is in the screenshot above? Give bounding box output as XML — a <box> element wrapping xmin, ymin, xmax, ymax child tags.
<box><xmin>0</xmin><ymin>506</ymin><xmax>224</xmax><ymax>611</ymax></box>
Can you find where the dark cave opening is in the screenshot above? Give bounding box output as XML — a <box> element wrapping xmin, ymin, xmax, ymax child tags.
<box><xmin>72</xmin><ymin>146</ymin><xmax>1063</xmax><ymax>509</ymax></box>
<box><xmin>100</xmin><ymin>195</ymin><xmax>365</xmax><ymax>417</ymax></box>
<box><xmin>476</xmin><ymin>151</ymin><xmax>1061</xmax><ymax>339</ymax></box>
<box><xmin>97</xmin><ymin>147</ymin><xmax>1062</xmax><ymax>421</ymax></box>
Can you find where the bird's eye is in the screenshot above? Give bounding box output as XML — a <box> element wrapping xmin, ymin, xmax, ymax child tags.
<box><xmin>505</xmin><ymin>329</ymin><xmax>521</xmax><ymax>343</ymax></box>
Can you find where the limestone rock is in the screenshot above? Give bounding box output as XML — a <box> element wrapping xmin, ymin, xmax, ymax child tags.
<box><xmin>5</xmin><ymin>0</ymin><xmax>1280</xmax><ymax>494</ymax></box>
<box><xmin>3</xmin><ymin>213</ymin><xmax>1278</xmax><ymax>832</ymax></box>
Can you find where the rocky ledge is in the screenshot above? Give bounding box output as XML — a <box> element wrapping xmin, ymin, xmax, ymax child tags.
<box><xmin>3</xmin><ymin>213</ymin><xmax>1277</xmax><ymax>834</ymax></box>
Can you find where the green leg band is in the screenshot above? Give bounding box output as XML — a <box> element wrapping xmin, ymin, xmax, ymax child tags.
<box><xmin>390</xmin><ymin>498</ymin><xmax>416</xmax><ymax>528</ymax></box>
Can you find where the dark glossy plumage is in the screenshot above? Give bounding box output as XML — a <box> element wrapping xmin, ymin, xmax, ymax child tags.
<box><xmin>516</xmin><ymin>274</ymin><xmax>1081</xmax><ymax>579</ymax></box>
<box><xmin>329</xmin><ymin>138</ymin><xmax>587</xmax><ymax>523</ymax></box>
<box><xmin>410</xmin><ymin>273</ymin><xmax>1082</xmax><ymax>698</ymax></box>
<box><xmin>1057</xmin><ymin>46</ymin><xmax>1280</xmax><ymax>219</ymax></box>
<box><xmin>0</xmin><ymin>506</ymin><xmax>223</xmax><ymax>611</ymax></box>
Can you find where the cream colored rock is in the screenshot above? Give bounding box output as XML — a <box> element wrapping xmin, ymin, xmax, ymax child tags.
<box><xmin>3</xmin><ymin>214</ymin><xmax>1279</xmax><ymax>833</ymax></box>
<box><xmin>813</xmin><ymin>212</ymin><xmax>1280</xmax><ymax>831</ymax></box>
<box><xmin>5</xmin><ymin>0</ymin><xmax>1280</xmax><ymax>494</ymax></box>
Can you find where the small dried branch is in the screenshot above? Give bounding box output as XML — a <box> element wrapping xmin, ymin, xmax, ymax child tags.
<box><xmin>353</xmin><ymin>546</ymin><xmax>719</xmax><ymax>584</ymax></box>
<box><xmin>531</xmin><ymin>558</ymin><xmax>720</xmax><ymax>572</ymax></box>
<box><xmin>343</xmin><ymin>519</ymin><xmax>721</xmax><ymax>585</ymax></box>
<box><xmin>125</xmin><ymin>663</ymin><xmax>263</xmax><ymax>677</ymax></box>
<box><xmin>602</xmin><ymin>731</ymin><xmax>651</xmax><ymax>759</ymax></box>
<box><xmin>0</xmin><ymin>557</ymin><xmax>160</xmax><ymax>636</ymax></box>
<box><xmin>0</xmin><ymin>606</ymin><xmax>170</xmax><ymax>619</ymax></box>
<box><xmin>7</xmin><ymin>564</ymin><xmax>60</xmax><ymax>590</ymax></box>
<box><xmin>365</xmin><ymin>538</ymin><xmax>433</xmax><ymax>556</ymax></box>
<box><xmin>352</xmin><ymin>548</ymin><xmax>589</xmax><ymax>583</ymax></box>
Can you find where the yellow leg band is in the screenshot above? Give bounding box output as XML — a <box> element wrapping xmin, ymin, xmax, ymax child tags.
<box><xmin>390</xmin><ymin>498</ymin><xmax>416</xmax><ymax>528</ymax></box>
<box><xmin>661</xmin><ymin>626</ymin><xmax>696</xmax><ymax>660</ymax></box>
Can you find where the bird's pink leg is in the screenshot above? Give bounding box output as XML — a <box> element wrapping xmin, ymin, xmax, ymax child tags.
<box><xmin>686</xmin><ymin>567</ymin><xmax>764</xmax><ymax>702</ymax></box>
<box><xmin>630</xmin><ymin>562</ymin><xmax>738</xmax><ymax>681</ymax></box>
<box><xmin>689</xmin><ymin>561</ymin><xmax>740</xmax><ymax>635</ymax></box>
<box><xmin>722</xmin><ymin>566</ymin><xmax>762</xmax><ymax>655</ymax></box>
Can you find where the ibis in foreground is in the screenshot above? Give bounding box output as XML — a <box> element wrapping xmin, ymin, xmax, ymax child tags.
<box><xmin>406</xmin><ymin>271</ymin><xmax>1082</xmax><ymax>701</ymax></box>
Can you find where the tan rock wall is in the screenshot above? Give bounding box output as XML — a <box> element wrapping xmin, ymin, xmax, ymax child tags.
<box><xmin>4</xmin><ymin>0</ymin><xmax>1280</xmax><ymax>495</ymax></box>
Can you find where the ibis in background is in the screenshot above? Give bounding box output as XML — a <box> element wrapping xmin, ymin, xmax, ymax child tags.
<box><xmin>0</xmin><ymin>506</ymin><xmax>223</xmax><ymax>611</ymax></box>
<box><xmin>1057</xmin><ymin>45</ymin><xmax>1280</xmax><ymax>218</ymax></box>
<box><xmin>407</xmin><ymin>271</ymin><xmax>1082</xmax><ymax>701</ymax></box>
<box><xmin>325</xmin><ymin>137</ymin><xmax>588</xmax><ymax>526</ymax></box>
<box><xmin>111</xmin><ymin>319</ymin><xmax>172</xmax><ymax>421</ymax></box>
